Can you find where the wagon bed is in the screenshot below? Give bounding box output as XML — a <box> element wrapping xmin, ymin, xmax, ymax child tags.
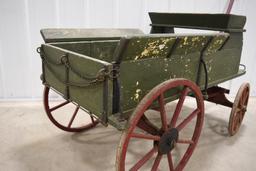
<box><xmin>40</xmin><ymin>14</ymin><xmax>246</xmax><ymax>129</ymax></box>
<box><xmin>38</xmin><ymin>12</ymin><xmax>249</xmax><ymax>171</ymax></box>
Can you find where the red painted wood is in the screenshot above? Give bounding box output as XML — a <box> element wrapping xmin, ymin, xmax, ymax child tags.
<box><xmin>170</xmin><ymin>87</ymin><xmax>190</xmax><ymax>128</ymax></box>
<box><xmin>137</xmin><ymin>115</ymin><xmax>160</xmax><ymax>135</ymax></box>
<box><xmin>226</xmin><ymin>0</ymin><xmax>234</xmax><ymax>14</ymax></box>
<box><xmin>151</xmin><ymin>154</ymin><xmax>162</xmax><ymax>171</ymax></box>
<box><xmin>67</xmin><ymin>106</ymin><xmax>79</xmax><ymax>128</ymax></box>
<box><xmin>177</xmin><ymin>139</ymin><xmax>194</xmax><ymax>145</ymax></box>
<box><xmin>116</xmin><ymin>79</ymin><xmax>204</xmax><ymax>171</ymax></box>
<box><xmin>43</xmin><ymin>86</ymin><xmax>99</xmax><ymax>132</ymax></box>
<box><xmin>131</xmin><ymin>133</ymin><xmax>160</xmax><ymax>141</ymax></box>
<box><xmin>167</xmin><ymin>152</ymin><xmax>174</xmax><ymax>171</ymax></box>
<box><xmin>176</xmin><ymin>109</ymin><xmax>200</xmax><ymax>131</ymax></box>
<box><xmin>130</xmin><ymin>147</ymin><xmax>157</xmax><ymax>171</ymax></box>
<box><xmin>50</xmin><ymin>101</ymin><xmax>69</xmax><ymax>112</ymax></box>
<box><xmin>158</xmin><ymin>93</ymin><xmax>168</xmax><ymax>131</ymax></box>
<box><xmin>228</xmin><ymin>82</ymin><xmax>250</xmax><ymax>136</ymax></box>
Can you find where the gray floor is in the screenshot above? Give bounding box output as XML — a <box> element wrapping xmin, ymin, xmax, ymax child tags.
<box><xmin>0</xmin><ymin>98</ymin><xmax>255</xmax><ymax>171</ymax></box>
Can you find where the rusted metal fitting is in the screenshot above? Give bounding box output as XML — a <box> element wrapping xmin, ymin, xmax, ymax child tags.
<box><xmin>60</xmin><ymin>54</ymin><xmax>69</xmax><ymax>66</ymax></box>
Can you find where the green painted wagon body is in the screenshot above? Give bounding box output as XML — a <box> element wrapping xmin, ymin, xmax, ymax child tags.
<box><xmin>39</xmin><ymin>13</ymin><xmax>246</xmax><ymax>130</ymax></box>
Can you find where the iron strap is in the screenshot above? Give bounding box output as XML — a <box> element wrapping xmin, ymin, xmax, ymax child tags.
<box><xmin>37</xmin><ymin>47</ymin><xmax>46</xmax><ymax>83</ymax></box>
<box><xmin>196</xmin><ymin>37</ymin><xmax>214</xmax><ymax>97</ymax></box>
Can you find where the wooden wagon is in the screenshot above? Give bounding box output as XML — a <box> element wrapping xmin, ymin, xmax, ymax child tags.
<box><xmin>38</xmin><ymin>13</ymin><xmax>249</xmax><ymax>170</ymax></box>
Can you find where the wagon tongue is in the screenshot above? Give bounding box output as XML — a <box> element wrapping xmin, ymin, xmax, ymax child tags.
<box><xmin>158</xmin><ymin>128</ymin><xmax>179</xmax><ymax>154</ymax></box>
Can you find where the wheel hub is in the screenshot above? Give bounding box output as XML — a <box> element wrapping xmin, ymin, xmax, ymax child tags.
<box><xmin>158</xmin><ymin>128</ymin><xmax>179</xmax><ymax>154</ymax></box>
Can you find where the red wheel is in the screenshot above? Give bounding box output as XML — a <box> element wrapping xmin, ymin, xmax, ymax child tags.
<box><xmin>116</xmin><ymin>79</ymin><xmax>204</xmax><ymax>171</ymax></box>
<box><xmin>43</xmin><ymin>86</ymin><xmax>99</xmax><ymax>132</ymax></box>
<box><xmin>228</xmin><ymin>83</ymin><xmax>250</xmax><ymax>136</ymax></box>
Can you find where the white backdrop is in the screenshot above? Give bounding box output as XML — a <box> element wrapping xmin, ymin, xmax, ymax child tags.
<box><xmin>0</xmin><ymin>0</ymin><xmax>255</xmax><ymax>100</ymax></box>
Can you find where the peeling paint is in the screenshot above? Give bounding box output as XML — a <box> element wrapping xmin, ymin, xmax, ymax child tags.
<box><xmin>159</xmin><ymin>44</ymin><xmax>165</xmax><ymax>50</ymax></box>
<box><xmin>133</xmin><ymin>38</ymin><xmax>175</xmax><ymax>61</ymax></box>
<box><xmin>134</xmin><ymin>89</ymin><xmax>141</xmax><ymax>99</ymax></box>
<box><xmin>183</xmin><ymin>37</ymin><xmax>189</xmax><ymax>45</ymax></box>
<box><xmin>131</xmin><ymin>88</ymin><xmax>142</xmax><ymax>101</ymax></box>
<box><xmin>206</xmin><ymin>36</ymin><xmax>228</xmax><ymax>55</ymax></box>
<box><xmin>208</xmin><ymin>66</ymin><xmax>212</xmax><ymax>72</ymax></box>
<box><xmin>134</xmin><ymin>55</ymin><xmax>140</xmax><ymax>60</ymax></box>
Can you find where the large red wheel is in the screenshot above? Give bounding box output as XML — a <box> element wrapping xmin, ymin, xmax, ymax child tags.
<box><xmin>228</xmin><ymin>83</ymin><xmax>250</xmax><ymax>136</ymax></box>
<box><xmin>116</xmin><ymin>79</ymin><xmax>204</xmax><ymax>171</ymax></box>
<box><xmin>44</xmin><ymin>86</ymin><xmax>99</xmax><ymax>132</ymax></box>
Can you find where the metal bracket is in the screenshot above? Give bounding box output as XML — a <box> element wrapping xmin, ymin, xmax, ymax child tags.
<box><xmin>205</xmin><ymin>86</ymin><xmax>233</xmax><ymax>108</ymax></box>
<box><xmin>37</xmin><ymin>46</ymin><xmax>46</xmax><ymax>84</ymax></box>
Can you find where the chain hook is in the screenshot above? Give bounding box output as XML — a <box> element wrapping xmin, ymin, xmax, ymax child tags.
<box><xmin>60</xmin><ymin>54</ymin><xmax>69</xmax><ymax>67</ymax></box>
<box><xmin>36</xmin><ymin>47</ymin><xmax>41</xmax><ymax>54</ymax></box>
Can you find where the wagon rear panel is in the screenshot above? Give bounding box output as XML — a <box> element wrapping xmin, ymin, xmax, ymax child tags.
<box><xmin>41</xmin><ymin>44</ymin><xmax>113</xmax><ymax>120</ymax></box>
<box><xmin>41</xmin><ymin>28</ymin><xmax>143</xmax><ymax>43</ymax></box>
<box><xmin>115</xmin><ymin>33</ymin><xmax>242</xmax><ymax>113</ymax></box>
<box><xmin>51</xmin><ymin>40</ymin><xmax>119</xmax><ymax>63</ymax></box>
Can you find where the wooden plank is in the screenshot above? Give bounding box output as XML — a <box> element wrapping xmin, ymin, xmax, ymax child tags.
<box><xmin>41</xmin><ymin>28</ymin><xmax>144</xmax><ymax>43</ymax></box>
<box><xmin>42</xmin><ymin>44</ymin><xmax>113</xmax><ymax>117</ymax></box>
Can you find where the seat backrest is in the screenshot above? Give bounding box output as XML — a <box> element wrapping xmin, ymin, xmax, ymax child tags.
<box><xmin>149</xmin><ymin>12</ymin><xmax>246</xmax><ymax>33</ymax></box>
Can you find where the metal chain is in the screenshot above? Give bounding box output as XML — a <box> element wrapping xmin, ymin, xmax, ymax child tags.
<box><xmin>37</xmin><ymin>47</ymin><xmax>119</xmax><ymax>88</ymax></box>
<box><xmin>43</xmin><ymin>61</ymin><xmax>103</xmax><ymax>87</ymax></box>
<box><xmin>60</xmin><ymin>54</ymin><xmax>101</xmax><ymax>81</ymax></box>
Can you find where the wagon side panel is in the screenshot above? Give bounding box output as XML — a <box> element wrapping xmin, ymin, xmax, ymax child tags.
<box><xmin>116</xmin><ymin>35</ymin><xmax>209</xmax><ymax>113</ymax></box>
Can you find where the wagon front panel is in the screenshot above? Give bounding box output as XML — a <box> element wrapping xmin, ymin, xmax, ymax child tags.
<box><xmin>197</xmin><ymin>32</ymin><xmax>244</xmax><ymax>87</ymax></box>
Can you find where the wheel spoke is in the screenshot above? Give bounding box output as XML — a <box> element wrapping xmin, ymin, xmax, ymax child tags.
<box><xmin>151</xmin><ymin>154</ymin><xmax>162</xmax><ymax>171</ymax></box>
<box><xmin>130</xmin><ymin>147</ymin><xmax>157</xmax><ymax>171</ymax></box>
<box><xmin>50</xmin><ymin>101</ymin><xmax>70</xmax><ymax>112</ymax></box>
<box><xmin>177</xmin><ymin>139</ymin><xmax>194</xmax><ymax>145</ymax></box>
<box><xmin>131</xmin><ymin>133</ymin><xmax>160</xmax><ymax>141</ymax></box>
<box><xmin>236</xmin><ymin>107</ymin><xmax>242</xmax><ymax>113</ymax></box>
<box><xmin>234</xmin><ymin>116</ymin><xmax>240</xmax><ymax>130</ymax></box>
<box><xmin>176</xmin><ymin>109</ymin><xmax>200</xmax><ymax>131</ymax></box>
<box><xmin>158</xmin><ymin>93</ymin><xmax>168</xmax><ymax>131</ymax></box>
<box><xmin>242</xmin><ymin>89</ymin><xmax>249</xmax><ymax>104</ymax></box>
<box><xmin>239</xmin><ymin>98</ymin><xmax>245</xmax><ymax>110</ymax></box>
<box><xmin>90</xmin><ymin>116</ymin><xmax>95</xmax><ymax>124</ymax></box>
<box><xmin>68</xmin><ymin>106</ymin><xmax>79</xmax><ymax>128</ymax></box>
<box><xmin>137</xmin><ymin>115</ymin><xmax>160</xmax><ymax>135</ymax></box>
<box><xmin>167</xmin><ymin>152</ymin><xmax>174</xmax><ymax>171</ymax></box>
<box><xmin>170</xmin><ymin>87</ymin><xmax>190</xmax><ymax>128</ymax></box>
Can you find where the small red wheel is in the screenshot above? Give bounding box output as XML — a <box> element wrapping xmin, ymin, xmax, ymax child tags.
<box><xmin>228</xmin><ymin>83</ymin><xmax>250</xmax><ymax>136</ymax></box>
<box><xmin>116</xmin><ymin>78</ymin><xmax>204</xmax><ymax>171</ymax></box>
<box><xmin>43</xmin><ymin>86</ymin><xmax>99</xmax><ymax>132</ymax></box>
